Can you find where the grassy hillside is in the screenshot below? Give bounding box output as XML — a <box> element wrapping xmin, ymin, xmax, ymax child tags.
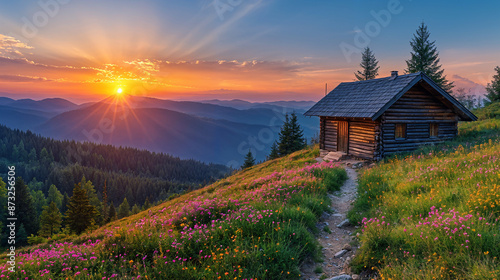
<box><xmin>1</xmin><ymin>147</ymin><xmax>347</xmax><ymax>279</ymax></box>
<box><xmin>348</xmin><ymin>106</ymin><xmax>500</xmax><ymax>279</ymax></box>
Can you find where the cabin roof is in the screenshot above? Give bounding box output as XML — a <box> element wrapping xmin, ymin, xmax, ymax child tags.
<box><xmin>304</xmin><ymin>72</ymin><xmax>477</xmax><ymax>121</ymax></box>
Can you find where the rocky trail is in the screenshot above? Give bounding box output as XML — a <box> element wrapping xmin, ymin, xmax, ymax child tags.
<box><xmin>301</xmin><ymin>160</ymin><xmax>364</xmax><ymax>280</ymax></box>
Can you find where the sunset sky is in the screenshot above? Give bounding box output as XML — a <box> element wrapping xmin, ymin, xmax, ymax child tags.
<box><xmin>0</xmin><ymin>0</ymin><xmax>499</xmax><ymax>103</ymax></box>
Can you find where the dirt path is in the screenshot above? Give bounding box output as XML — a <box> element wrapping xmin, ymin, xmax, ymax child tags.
<box><xmin>301</xmin><ymin>162</ymin><xmax>360</xmax><ymax>280</ymax></box>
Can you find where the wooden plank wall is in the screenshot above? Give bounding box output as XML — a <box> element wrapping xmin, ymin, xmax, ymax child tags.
<box><xmin>319</xmin><ymin>117</ymin><xmax>325</xmax><ymax>150</ymax></box>
<box><xmin>320</xmin><ymin>117</ymin><xmax>379</xmax><ymax>159</ymax></box>
<box><xmin>380</xmin><ymin>83</ymin><xmax>458</xmax><ymax>156</ymax></box>
<box><xmin>348</xmin><ymin>120</ymin><xmax>379</xmax><ymax>159</ymax></box>
<box><xmin>323</xmin><ymin>118</ymin><xmax>338</xmax><ymax>151</ymax></box>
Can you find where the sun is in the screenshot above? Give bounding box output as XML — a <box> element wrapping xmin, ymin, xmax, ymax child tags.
<box><xmin>116</xmin><ymin>88</ymin><xmax>123</xmax><ymax>94</ymax></box>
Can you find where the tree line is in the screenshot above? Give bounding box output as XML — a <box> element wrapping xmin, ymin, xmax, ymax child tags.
<box><xmin>0</xmin><ymin>125</ymin><xmax>230</xmax><ymax>206</ymax></box>
<box><xmin>0</xmin><ymin>125</ymin><xmax>231</xmax><ymax>245</ymax></box>
<box><xmin>0</xmin><ymin>176</ymin><xmax>155</xmax><ymax>246</ymax></box>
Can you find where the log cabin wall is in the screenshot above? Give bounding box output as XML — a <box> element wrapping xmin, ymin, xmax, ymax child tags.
<box><xmin>379</xmin><ymin>83</ymin><xmax>458</xmax><ymax>157</ymax></box>
<box><xmin>322</xmin><ymin>117</ymin><xmax>338</xmax><ymax>151</ymax></box>
<box><xmin>319</xmin><ymin>117</ymin><xmax>379</xmax><ymax>160</ymax></box>
<box><xmin>348</xmin><ymin>120</ymin><xmax>379</xmax><ymax>159</ymax></box>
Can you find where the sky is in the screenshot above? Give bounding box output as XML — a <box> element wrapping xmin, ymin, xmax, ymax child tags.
<box><xmin>0</xmin><ymin>0</ymin><xmax>499</xmax><ymax>103</ymax></box>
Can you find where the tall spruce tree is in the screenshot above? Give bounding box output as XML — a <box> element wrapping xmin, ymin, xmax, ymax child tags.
<box><xmin>486</xmin><ymin>66</ymin><xmax>500</xmax><ymax>104</ymax></box>
<box><xmin>268</xmin><ymin>141</ymin><xmax>280</xmax><ymax>160</ymax></box>
<box><xmin>61</xmin><ymin>193</ymin><xmax>70</xmax><ymax>214</ymax></box>
<box><xmin>118</xmin><ymin>198</ymin><xmax>130</xmax><ymax>219</ymax></box>
<box><xmin>65</xmin><ymin>183</ymin><xmax>96</xmax><ymax>234</ymax></box>
<box><xmin>39</xmin><ymin>201</ymin><xmax>62</xmax><ymax>237</ymax></box>
<box><xmin>101</xmin><ymin>180</ymin><xmax>109</xmax><ymax>223</ymax></box>
<box><xmin>277</xmin><ymin>112</ymin><xmax>307</xmax><ymax>157</ymax></box>
<box><xmin>16</xmin><ymin>178</ymin><xmax>38</xmax><ymax>235</ymax></box>
<box><xmin>288</xmin><ymin>112</ymin><xmax>306</xmax><ymax>152</ymax></box>
<box><xmin>17</xmin><ymin>224</ymin><xmax>28</xmax><ymax>246</ymax></box>
<box><xmin>47</xmin><ymin>184</ymin><xmax>63</xmax><ymax>210</ymax></box>
<box><xmin>241</xmin><ymin>150</ymin><xmax>256</xmax><ymax>169</ymax></box>
<box><xmin>131</xmin><ymin>204</ymin><xmax>141</xmax><ymax>215</ymax></box>
<box><xmin>278</xmin><ymin>114</ymin><xmax>292</xmax><ymax>156</ymax></box>
<box><xmin>108</xmin><ymin>203</ymin><xmax>117</xmax><ymax>222</ymax></box>
<box><xmin>355</xmin><ymin>47</ymin><xmax>380</xmax><ymax>81</ymax></box>
<box><xmin>142</xmin><ymin>197</ymin><xmax>151</xmax><ymax>211</ymax></box>
<box><xmin>80</xmin><ymin>177</ymin><xmax>102</xmax><ymax>224</ymax></box>
<box><xmin>406</xmin><ymin>22</ymin><xmax>454</xmax><ymax>92</ymax></box>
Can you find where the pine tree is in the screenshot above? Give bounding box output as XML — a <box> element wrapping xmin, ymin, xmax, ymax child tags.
<box><xmin>406</xmin><ymin>22</ymin><xmax>454</xmax><ymax>92</ymax></box>
<box><xmin>118</xmin><ymin>198</ymin><xmax>130</xmax><ymax>219</ymax></box>
<box><xmin>16</xmin><ymin>178</ymin><xmax>38</xmax><ymax>235</ymax></box>
<box><xmin>108</xmin><ymin>204</ymin><xmax>117</xmax><ymax>222</ymax></box>
<box><xmin>131</xmin><ymin>204</ymin><xmax>141</xmax><ymax>215</ymax></box>
<box><xmin>288</xmin><ymin>112</ymin><xmax>306</xmax><ymax>152</ymax></box>
<box><xmin>39</xmin><ymin>202</ymin><xmax>62</xmax><ymax>237</ymax></box>
<box><xmin>354</xmin><ymin>47</ymin><xmax>380</xmax><ymax>80</ymax></box>
<box><xmin>277</xmin><ymin>112</ymin><xmax>306</xmax><ymax>157</ymax></box>
<box><xmin>65</xmin><ymin>183</ymin><xmax>96</xmax><ymax>234</ymax></box>
<box><xmin>241</xmin><ymin>150</ymin><xmax>256</xmax><ymax>169</ymax></box>
<box><xmin>80</xmin><ymin>177</ymin><xmax>102</xmax><ymax>224</ymax></box>
<box><xmin>486</xmin><ymin>66</ymin><xmax>500</xmax><ymax>104</ymax></box>
<box><xmin>17</xmin><ymin>224</ymin><xmax>28</xmax><ymax>246</ymax></box>
<box><xmin>142</xmin><ymin>197</ymin><xmax>151</xmax><ymax>211</ymax></box>
<box><xmin>61</xmin><ymin>193</ymin><xmax>70</xmax><ymax>214</ymax></box>
<box><xmin>268</xmin><ymin>141</ymin><xmax>280</xmax><ymax>160</ymax></box>
<box><xmin>278</xmin><ymin>114</ymin><xmax>292</xmax><ymax>156</ymax></box>
<box><xmin>30</xmin><ymin>190</ymin><xmax>47</xmax><ymax>216</ymax></box>
<box><xmin>101</xmin><ymin>180</ymin><xmax>109</xmax><ymax>223</ymax></box>
<box><xmin>47</xmin><ymin>184</ymin><xmax>63</xmax><ymax>210</ymax></box>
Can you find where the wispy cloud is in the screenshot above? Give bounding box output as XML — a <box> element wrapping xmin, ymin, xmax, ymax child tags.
<box><xmin>452</xmin><ymin>74</ymin><xmax>487</xmax><ymax>96</ymax></box>
<box><xmin>0</xmin><ymin>34</ymin><xmax>33</xmax><ymax>59</ymax></box>
<box><xmin>0</xmin><ymin>74</ymin><xmax>51</xmax><ymax>82</ymax></box>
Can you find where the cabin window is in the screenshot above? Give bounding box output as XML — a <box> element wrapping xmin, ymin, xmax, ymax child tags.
<box><xmin>395</xmin><ymin>124</ymin><xmax>406</xmax><ymax>140</ymax></box>
<box><xmin>430</xmin><ymin>123</ymin><xmax>439</xmax><ymax>138</ymax></box>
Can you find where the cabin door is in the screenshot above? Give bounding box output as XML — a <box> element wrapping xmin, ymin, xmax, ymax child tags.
<box><xmin>337</xmin><ymin>121</ymin><xmax>349</xmax><ymax>153</ymax></box>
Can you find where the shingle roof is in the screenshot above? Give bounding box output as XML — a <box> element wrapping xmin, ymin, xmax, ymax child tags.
<box><xmin>304</xmin><ymin>72</ymin><xmax>477</xmax><ymax>121</ymax></box>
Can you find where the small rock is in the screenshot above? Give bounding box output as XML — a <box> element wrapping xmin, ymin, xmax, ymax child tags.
<box><xmin>334</xmin><ymin>249</ymin><xmax>348</xmax><ymax>258</ymax></box>
<box><xmin>325</xmin><ymin>236</ymin><xmax>329</xmax><ymax>239</ymax></box>
<box><xmin>342</xmin><ymin>244</ymin><xmax>352</xmax><ymax>251</ymax></box>
<box><xmin>352</xmin><ymin>274</ymin><xmax>360</xmax><ymax>280</ymax></box>
<box><xmin>324</xmin><ymin>222</ymin><xmax>329</xmax><ymax>226</ymax></box>
<box><xmin>337</xmin><ymin>219</ymin><xmax>350</xmax><ymax>228</ymax></box>
<box><xmin>327</xmin><ymin>243</ymin><xmax>332</xmax><ymax>246</ymax></box>
<box><xmin>328</xmin><ymin>274</ymin><xmax>352</xmax><ymax>280</ymax></box>
<box><xmin>332</xmin><ymin>213</ymin><xmax>343</xmax><ymax>217</ymax></box>
<box><xmin>343</xmin><ymin>257</ymin><xmax>351</xmax><ymax>273</ymax></box>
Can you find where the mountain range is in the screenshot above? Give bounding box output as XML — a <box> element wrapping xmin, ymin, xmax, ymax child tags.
<box><xmin>0</xmin><ymin>95</ymin><xmax>318</xmax><ymax>166</ymax></box>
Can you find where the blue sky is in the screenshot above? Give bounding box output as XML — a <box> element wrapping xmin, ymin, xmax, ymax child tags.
<box><xmin>0</xmin><ymin>0</ymin><xmax>498</xmax><ymax>102</ymax></box>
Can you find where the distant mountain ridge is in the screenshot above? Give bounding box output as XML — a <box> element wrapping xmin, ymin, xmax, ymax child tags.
<box><xmin>0</xmin><ymin>97</ymin><xmax>78</xmax><ymax>112</ymax></box>
<box><xmin>0</xmin><ymin>95</ymin><xmax>319</xmax><ymax>166</ymax></box>
<box><xmin>200</xmin><ymin>99</ymin><xmax>316</xmax><ymax>111</ymax></box>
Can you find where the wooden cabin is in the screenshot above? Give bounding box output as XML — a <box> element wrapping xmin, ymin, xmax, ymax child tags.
<box><xmin>304</xmin><ymin>71</ymin><xmax>477</xmax><ymax>160</ymax></box>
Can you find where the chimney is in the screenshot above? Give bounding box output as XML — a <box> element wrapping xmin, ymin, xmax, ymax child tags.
<box><xmin>391</xmin><ymin>71</ymin><xmax>398</xmax><ymax>78</ymax></box>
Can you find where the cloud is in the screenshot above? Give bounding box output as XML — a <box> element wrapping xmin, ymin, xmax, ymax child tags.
<box><xmin>0</xmin><ymin>74</ymin><xmax>51</xmax><ymax>82</ymax></box>
<box><xmin>0</xmin><ymin>34</ymin><xmax>33</xmax><ymax>59</ymax></box>
<box><xmin>452</xmin><ymin>74</ymin><xmax>487</xmax><ymax>97</ymax></box>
